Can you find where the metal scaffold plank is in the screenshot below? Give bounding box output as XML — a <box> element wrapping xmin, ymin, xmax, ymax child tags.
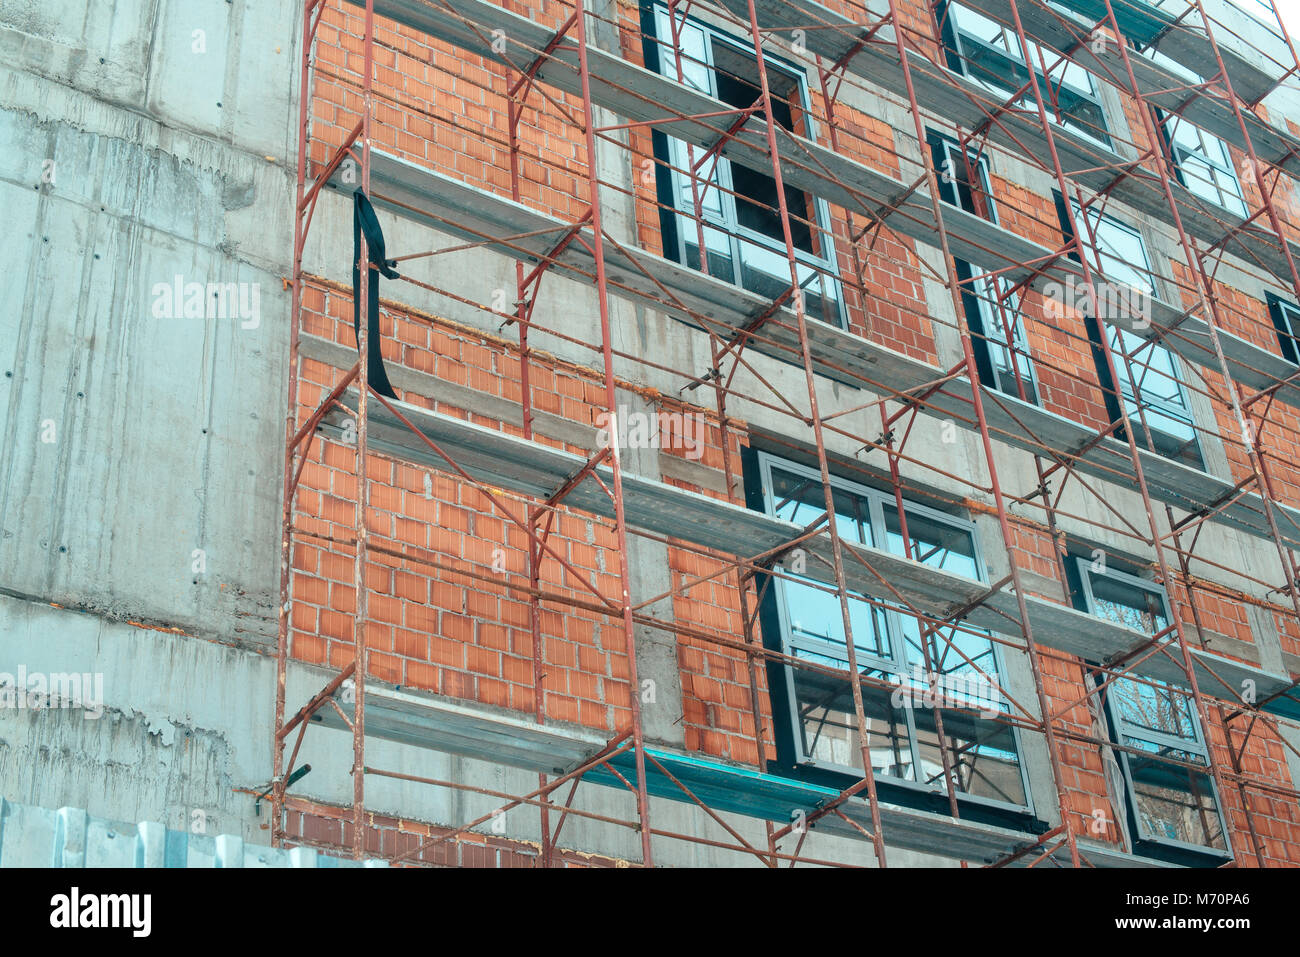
<box><xmin>1049</xmin><ymin>0</ymin><xmax>1288</xmax><ymax>104</ymax></box>
<box><xmin>344</xmin><ymin>150</ymin><xmax>1300</xmax><ymax>417</ymax></box>
<box><xmin>298</xmin><ymin>689</ymin><xmax>1158</xmax><ymax>864</ymax></box>
<box><xmin>324</xmin><ymin>153</ymin><xmax>1300</xmax><ymax>554</ymax></box>
<box><xmin>310</xmin><ymin>680</ymin><xmax>609</xmax><ymax>774</ymax></box>
<box><xmin>296</xmin><ymin>676</ymin><xmax>1175</xmax><ymax>864</ymax></box>
<box><xmin>314</xmin><ymin>389</ymin><xmax>1298</xmax><ymax>716</ymax></box>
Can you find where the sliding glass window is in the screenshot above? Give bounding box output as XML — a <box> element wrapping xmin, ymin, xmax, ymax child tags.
<box><xmin>1057</xmin><ymin>196</ymin><xmax>1204</xmax><ymax>469</ymax></box>
<box><xmin>1074</xmin><ymin>559</ymin><xmax>1229</xmax><ymax>856</ymax></box>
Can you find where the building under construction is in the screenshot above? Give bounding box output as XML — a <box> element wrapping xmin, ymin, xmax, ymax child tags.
<box><xmin>5</xmin><ymin>0</ymin><xmax>1300</xmax><ymax>869</ymax></box>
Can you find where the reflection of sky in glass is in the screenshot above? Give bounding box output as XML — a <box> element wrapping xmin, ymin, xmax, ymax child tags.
<box><xmin>772</xmin><ymin>469</ymin><xmax>887</xmax><ymax>658</ymax></box>
<box><xmin>1113</xmin><ymin>678</ymin><xmax>1199</xmax><ymax>742</ymax></box>
<box><xmin>1070</xmin><ymin>199</ymin><xmax>1152</xmax><ymax>295</ymax></box>
<box><xmin>771</xmin><ymin>469</ymin><xmax>870</xmax><ymax>546</ymax></box>
<box><xmin>773</xmin><ymin>467</ymin><xmax>1005</xmax><ymax>710</ymax></box>
<box><xmin>883</xmin><ymin>504</ymin><xmax>978</xmax><ymax>578</ymax></box>
<box><xmin>784</xmin><ymin>580</ymin><xmax>890</xmax><ymax>659</ymax></box>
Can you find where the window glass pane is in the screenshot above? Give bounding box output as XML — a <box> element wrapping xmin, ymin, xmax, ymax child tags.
<box><xmin>1113</xmin><ymin>678</ymin><xmax>1200</xmax><ymax>742</ymax></box>
<box><xmin>1080</xmin><ymin>562</ymin><xmax>1226</xmax><ymax>852</ymax></box>
<box><xmin>1126</xmin><ymin>757</ymin><xmax>1227</xmax><ymax>849</ymax></box>
<box><xmin>771</xmin><ymin>467</ymin><xmax>890</xmax><ymax>660</ymax></box>
<box><xmin>763</xmin><ymin>456</ymin><xmax>1028</xmax><ymax>808</ymax></box>
<box><xmin>882</xmin><ymin>504</ymin><xmax>979</xmax><ymax>578</ymax></box>
<box><xmin>1111</xmin><ymin>328</ymin><xmax>1196</xmax><ymax>433</ymax></box>
<box><xmin>653</xmin><ymin>10</ymin><xmax>711</xmax><ymax>93</ymax></box>
<box><xmin>649</xmin><ymin>7</ymin><xmax>844</xmax><ymax>326</ymax></box>
<box><xmin>795</xmin><ymin>681</ymin><xmax>916</xmax><ymax>781</ymax></box>
<box><xmin>1066</xmin><ymin>201</ymin><xmax>1204</xmax><ymax>467</ymax></box>
<box><xmin>1165</xmin><ymin>116</ymin><xmax>1247</xmax><ymax>216</ymax></box>
<box><xmin>974</xmin><ymin>276</ymin><xmax>1038</xmax><ymax>401</ymax></box>
<box><xmin>770</xmin><ymin>467</ymin><xmax>869</xmax><ymax>545</ymax></box>
<box><xmin>1082</xmin><ymin>569</ymin><xmax>1202</xmax><ymax>742</ymax></box>
<box><xmin>950</xmin><ymin>3</ymin><xmax>1017</xmax><ymax>56</ymax></box>
<box><xmin>913</xmin><ymin>707</ymin><xmax>1027</xmax><ymax>806</ymax></box>
<box><xmin>943</xmin><ymin>1</ymin><xmax>1107</xmax><ymax>144</ymax></box>
<box><xmin>785</xmin><ymin>581</ymin><xmax>891</xmax><ymax>660</ymax></box>
<box><xmin>1070</xmin><ymin>199</ymin><xmax>1153</xmax><ymax>294</ymax></box>
<box><xmin>682</xmin><ymin>225</ymin><xmax>736</xmax><ymax>284</ymax></box>
<box><xmin>1086</xmin><ymin>569</ymin><xmax>1169</xmax><ymax>634</ymax></box>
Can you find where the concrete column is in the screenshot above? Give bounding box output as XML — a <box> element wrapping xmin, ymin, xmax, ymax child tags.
<box><xmin>616</xmin><ymin>390</ymin><xmax>687</xmax><ymax>748</ymax></box>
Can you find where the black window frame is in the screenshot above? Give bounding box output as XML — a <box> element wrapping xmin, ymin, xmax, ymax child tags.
<box><xmin>927</xmin><ymin>129</ymin><xmax>1041</xmax><ymax>405</ymax></box>
<box><xmin>744</xmin><ymin>448</ymin><xmax>1039</xmax><ymax>827</ymax></box>
<box><xmin>1054</xmin><ymin>192</ymin><xmax>1206</xmax><ymax>471</ymax></box>
<box><xmin>1068</xmin><ymin>555</ymin><xmax>1232</xmax><ymax>864</ymax></box>
<box><xmin>1266</xmin><ymin>292</ymin><xmax>1300</xmax><ymax>365</ymax></box>
<box><xmin>640</xmin><ymin>2</ymin><xmax>847</xmax><ymax>329</ymax></box>
<box><xmin>934</xmin><ymin>0</ymin><xmax>1111</xmax><ymax>147</ymax></box>
<box><xmin>1154</xmin><ymin>108</ymin><xmax>1249</xmax><ymax>219</ymax></box>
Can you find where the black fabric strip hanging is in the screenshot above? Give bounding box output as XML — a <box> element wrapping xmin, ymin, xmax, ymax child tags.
<box><xmin>352</xmin><ymin>190</ymin><xmax>400</xmax><ymax>399</ymax></box>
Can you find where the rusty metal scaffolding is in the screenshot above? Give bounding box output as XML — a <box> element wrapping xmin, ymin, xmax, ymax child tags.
<box><xmin>271</xmin><ymin>0</ymin><xmax>1300</xmax><ymax>867</ymax></box>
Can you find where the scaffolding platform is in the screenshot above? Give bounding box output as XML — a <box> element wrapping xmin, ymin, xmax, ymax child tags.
<box><xmin>316</xmin><ymin>389</ymin><xmax>1298</xmax><ymax>717</ymax></box>
<box><xmin>583</xmin><ymin>745</ymin><xmax>1166</xmax><ymax>866</ymax></box>
<box><xmin>323</xmin><ymin>154</ymin><xmax>1300</xmax><ymax>553</ymax></box>
<box><xmin>310</xmin><ymin>680</ymin><xmax>608</xmax><ymax>775</ymax></box>
<box><xmin>709</xmin><ymin>0</ymin><xmax>1300</xmax><ymax>284</ymax></box>
<box><xmin>1050</xmin><ymin>0</ymin><xmax>1288</xmax><ymax>104</ymax></box>
<box><xmin>304</xmin><ymin>680</ymin><xmax>1160</xmax><ymax>865</ymax></box>
<box><xmin>964</xmin><ymin>0</ymin><xmax>1300</xmax><ymax>178</ymax></box>
<box><xmin>332</xmin><ymin>151</ymin><xmax>1300</xmax><ymax>417</ymax></box>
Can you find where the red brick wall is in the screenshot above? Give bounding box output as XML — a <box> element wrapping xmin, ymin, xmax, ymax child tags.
<box><xmin>293</xmin><ymin>279</ymin><xmax>639</xmax><ymax>733</ymax></box>
<box><xmin>284</xmin><ymin>797</ymin><xmax>628</xmax><ymax>867</ymax></box>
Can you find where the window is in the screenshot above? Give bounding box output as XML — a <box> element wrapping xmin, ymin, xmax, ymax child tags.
<box><xmin>929</xmin><ymin>131</ymin><xmax>1040</xmax><ymax>403</ymax></box>
<box><xmin>1158</xmin><ymin>112</ymin><xmax>1248</xmax><ymax>217</ymax></box>
<box><xmin>642</xmin><ymin>5</ymin><xmax>845</xmax><ymax>327</ymax></box>
<box><xmin>753</xmin><ymin>452</ymin><xmax>1030</xmax><ymax>811</ymax></box>
<box><xmin>1073</xmin><ymin>559</ymin><xmax>1230</xmax><ymax>858</ymax></box>
<box><xmin>1138</xmin><ymin>45</ymin><xmax>1248</xmax><ymax>219</ymax></box>
<box><xmin>1266</xmin><ymin>292</ymin><xmax>1300</xmax><ymax>364</ymax></box>
<box><xmin>1056</xmin><ymin>195</ymin><xmax>1205</xmax><ymax>469</ymax></box>
<box><xmin>936</xmin><ymin>0</ymin><xmax>1110</xmax><ymax>146</ymax></box>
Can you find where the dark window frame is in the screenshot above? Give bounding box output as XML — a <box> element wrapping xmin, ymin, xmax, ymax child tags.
<box><xmin>640</xmin><ymin>2</ymin><xmax>847</xmax><ymax>328</ymax></box>
<box><xmin>934</xmin><ymin>0</ymin><xmax>1111</xmax><ymax>147</ymax></box>
<box><xmin>1054</xmin><ymin>192</ymin><xmax>1206</xmax><ymax>470</ymax></box>
<box><xmin>927</xmin><ymin>129</ymin><xmax>1041</xmax><ymax>404</ymax></box>
<box><xmin>1154</xmin><ymin>108</ymin><xmax>1249</xmax><ymax>218</ymax></box>
<box><xmin>1071</xmin><ymin>556</ymin><xmax>1232</xmax><ymax>862</ymax></box>
<box><xmin>1266</xmin><ymin>292</ymin><xmax>1300</xmax><ymax>365</ymax></box>
<box><xmin>748</xmin><ymin>448</ymin><xmax>1036</xmax><ymax>818</ymax></box>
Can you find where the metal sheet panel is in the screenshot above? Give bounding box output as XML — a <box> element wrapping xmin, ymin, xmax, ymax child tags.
<box><xmin>0</xmin><ymin>798</ymin><xmax>380</xmax><ymax>868</ymax></box>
